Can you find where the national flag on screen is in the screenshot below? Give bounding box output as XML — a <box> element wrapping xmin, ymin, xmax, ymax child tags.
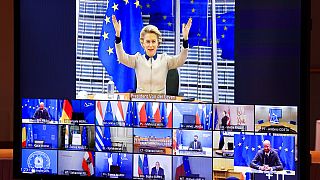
<box><xmin>139</xmin><ymin>102</ymin><xmax>147</xmax><ymax>126</ymax></box>
<box><xmin>59</xmin><ymin>99</ymin><xmax>73</xmax><ymax>123</ymax></box>
<box><xmin>82</xmin><ymin>151</ymin><xmax>94</xmax><ymax>176</ymax></box>
<box><xmin>95</xmin><ymin>126</ymin><xmax>104</xmax><ymax>151</ymax></box>
<box><xmin>26</xmin><ymin>124</ymin><xmax>34</xmax><ymax>147</ymax></box>
<box><xmin>115</xmin><ymin>101</ymin><xmax>124</xmax><ymax>125</ymax></box>
<box><xmin>133</xmin><ymin>102</ymin><xmax>140</xmax><ymax>126</ymax></box>
<box><xmin>175</xmin><ymin>156</ymin><xmax>192</xmax><ymax>180</ymax></box>
<box><xmin>167</xmin><ymin>103</ymin><xmax>173</xmax><ymax>128</ymax></box>
<box><xmin>152</xmin><ymin>102</ymin><xmax>161</xmax><ymax>123</ymax></box>
<box><xmin>98</xmin><ymin>0</ymin><xmax>144</xmax><ymax>92</ymax></box>
<box><xmin>125</xmin><ymin>102</ymin><xmax>133</xmax><ymax>127</ymax></box>
<box><xmin>160</xmin><ymin>102</ymin><xmax>168</xmax><ymax>127</ymax></box>
<box><xmin>65</xmin><ymin>125</ymin><xmax>69</xmax><ymax>148</ymax></box>
<box><xmin>22</xmin><ymin>126</ymin><xmax>26</xmax><ymax>148</ymax></box>
<box><xmin>138</xmin><ymin>155</ymin><xmax>143</xmax><ymax>175</ymax></box>
<box><xmin>143</xmin><ymin>154</ymin><xmax>149</xmax><ymax>175</ymax></box>
<box><xmin>104</xmin><ymin>101</ymin><xmax>114</xmax><ymax>123</ymax></box>
<box><xmin>227</xmin><ymin>107</ymin><xmax>231</xmax><ymax>125</ymax></box>
<box><xmin>213</xmin><ymin>106</ymin><xmax>218</xmax><ymax>130</ymax></box>
<box><xmin>82</xmin><ymin>126</ymin><xmax>88</xmax><ymax>147</ymax></box>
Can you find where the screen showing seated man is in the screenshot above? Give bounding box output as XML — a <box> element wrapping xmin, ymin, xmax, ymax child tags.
<box><xmin>22</xmin><ymin>98</ymin><xmax>59</xmax><ymax>122</ymax></box>
<box><xmin>173</xmin><ymin>130</ymin><xmax>212</xmax><ymax>157</ymax></box>
<box><xmin>188</xmin><ymin>135</ymin><xmax>202</xmax><ymax>151</ymax></box>
<box><xmin>233</xmin><ymin>134</ymin><xmax>296</xmax><ymax>178</ymax></box>
<box><xmin>133</xmin><ymin>154</ymin><xmax>172</xmax><ymax>179</ymax></box>
<box><xmin>250</xmin><ymin>140</ymin><xmax>283</xmax><ymax>171</ymax></box>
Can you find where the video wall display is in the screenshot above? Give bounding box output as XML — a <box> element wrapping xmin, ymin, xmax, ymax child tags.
<box><xmin>21</xmin><ymin>99</ymin><xmax>298</xmax><ymax>179</ymax></box>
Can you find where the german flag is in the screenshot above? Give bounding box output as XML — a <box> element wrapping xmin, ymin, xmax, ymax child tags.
<box><xmin>60</xmin><ymin>100</ymin><xmax>73</xmax><ymax>123</ymax></box>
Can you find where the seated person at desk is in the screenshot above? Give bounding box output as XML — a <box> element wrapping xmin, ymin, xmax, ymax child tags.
<box><xmin>188</xmin><ymin>135</ymin><xmax>202</xmax><ymax>151</ymax></box>
<box><xmin>33</xmin><ymin>102</ymin><xmax>51</xmax><ymax>120</ymax></box>
<box><xmin>250</xmin><ymin>140</ymin><xmax>283</xmax><ymax>171</ymax></box>
<box><xmin>151</xmin><ymin>161</ymin><xmax>164</xmax><ymax>176</ymax></box>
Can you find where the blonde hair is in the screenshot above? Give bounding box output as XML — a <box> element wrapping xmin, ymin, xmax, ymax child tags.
<box><xmin>140</xmin><ymin>25</ymin><xmax>162</xmax><ymax>46</ymax></box>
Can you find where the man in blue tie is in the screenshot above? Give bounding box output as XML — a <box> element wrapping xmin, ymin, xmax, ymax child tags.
<box><xmin>151</xmin><ymin>161</ymin><xmax>164</xmax><ymax>177</ymax></box>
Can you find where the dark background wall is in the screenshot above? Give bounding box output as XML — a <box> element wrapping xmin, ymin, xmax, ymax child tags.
<box><xmin>0</xmin><ymin>0</ymin><xmax>318</xmax><ymax>150</ymax></box>
<box><xmin>0</xmin><ymin>0</ymin><xmax>13</xmax><ymax>147</ymax></box>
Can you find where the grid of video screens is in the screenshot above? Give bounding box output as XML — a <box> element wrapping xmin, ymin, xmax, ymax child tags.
<box><xmin>21</xmin><ymin>98</ymin><xmax>298</xmax><ymax>179</ymax></box>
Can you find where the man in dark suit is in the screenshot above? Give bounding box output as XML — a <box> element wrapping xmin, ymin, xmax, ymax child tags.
<box><xmin>188</xmin><ymin>135</ymin><xmax>202</xmax><ymax>151</ymax></box>
<box><xmin>250</xmin><ymin>140</ymin><xmax>283</xmax><ymax>171</ymax></box>
<box><xmin>151</xmin><ymin>161</ymin><xmax>164</xmax><ymax>177</ymax></box>
<box><xmin>33</xmin><ymin>102</ymin><xmax>51</xmax><ymax>120</ymax></box>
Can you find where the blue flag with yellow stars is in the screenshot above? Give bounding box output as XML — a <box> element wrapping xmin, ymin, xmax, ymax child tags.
<box><xmin>216</xmin><ymin>12</ymin><xmax>235</xmax><ymax>60</ymax></box>
<box><xmin>181</xmin><ymin>0</ymin><xmax>209</xmax><ymax>47</ymax></box>
<box><xmin>98</xmin><ymin>0</ymin><xmax>144</xmax><ymax>92</ymax></box>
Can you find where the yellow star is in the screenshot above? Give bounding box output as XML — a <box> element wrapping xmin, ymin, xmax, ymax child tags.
<box><xmin>217</xmin><ymin>39</ymin><xmax>220</xmax><ymax>44</ymax></box>
<box><xmin>123</xmin><ymin>0</ymin><xmax>129</xmax><ymax>5</ymax></box>
<box><xmin>168</xmin><ymin>22</ymin><xmax>172</xmax><ymax>26</ymax></box>
<box><xmin>107</xmin><ymin>46</ymin><xmax>114</xmax><ymax>55</ymax></box>
<box><xmin>190</xmin><ymin>0</ymin><xmax>194</xmax><ymax>3</ymax></box>
<box><xmin>112</xmin><ymin>3</ymin><xmax>119</xmax><ymax>12</ymax></box>
<box><xmin>210</xmin><ymin>40</ymin><xmax>213</xmax><ymax>44</ymax></box>
<box><xmin>197</xmin><ymin>33</ymin><xmax>201</xmax><ymax>37</ymax></box>
<box><xmin>217</xmin><ymin>16</ymin><xmax>220</xmax><ymax>18</ymax></box>
<box><xmin>221</xmin><ymin>34</ymin><xmax>225</xmax><ymax>38</ymax></box>
<box><xmin>224</xmin><ymin>26</ymin><xmax>228</xmax><ymax>31</ymax></box>
<box><xmin>202</xmin><ymin>38</ymin><xmax>206</xmax><ymax>42</ymax></box>
<box><xmin>134</xmin><ymin>0</ymin><xmax>140</xmax><ymax>8</ymax></box>
<box><xmin>102</xmin><ymin>32</ymin><xmax>109</xmax><ymax>40</ymax></box>
<box><xmin>222</xmin><ymin>19</ymin><xmax>226</xmax><ymax>23</ymax></box>
<box><xmin>104</xmin><ymin>15</ymin><xmax>111</xmax><ymax>24</ymax></box>
<box><xmin>163</xmin><ymin>16</ymin><xmax>167</xmax><ymax>20</ymax></box>
<box><xmin>192</xmin><ymin>8</ymin><xmax>195</xmax><ymax>13</ymax></box>
<box><xmin>146</xmin><ymin>3</ymin><xmax>150</xmax><ymax>8</ymax></box>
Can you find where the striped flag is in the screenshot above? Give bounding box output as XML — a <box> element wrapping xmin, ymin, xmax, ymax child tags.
<box><xmin>138</xmin><ymin>155</ymin><xmax>143</xmax><ymax>175</ymax></box>
<box><xmin>115</xmin><ymin>101</ymin><xmax>124</xmax><ymax>126</ymax></box>
<box><xmin>95</xmin><ymin>126</ymin><xmax>104</xmax><ymax>151</ymax></box>
<box><xmin>138</xmin><ymin>102</ymin><xmax>147</xmax><ymax>126</ymax></box>
<box><xmin>167</xmin><ymin>103</ymin><xmax>173</xmax><ymax>128</ymax></box>
<box><xmin>22</xmin><ymin>126</ymin><xmax>26</xmax><ymax>148</ymax></box>
<box><xmin>152</xmin><ymin>102</ymin><xmax>161</xmax><ymax>123</ymax></box>
<box><xmin>96</xmin><ymin>101</ymin><xmax>104</xmax><ymax>125</ymax></box>
<box><xmin>82</xmin><ymin>151</ymin><xmax>94</xmax><ymax>176</ymax></box>
<box><xmin>59</xmin><ymin>99</ymin><xmax>73</xmax><ymax>123</ymax></box>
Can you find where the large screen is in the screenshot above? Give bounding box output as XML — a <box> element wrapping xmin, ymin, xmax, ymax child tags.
<box><xmin>15</xmin><ymin>0</ymin><xmax>308</xmax><ymax>179</ymax></box>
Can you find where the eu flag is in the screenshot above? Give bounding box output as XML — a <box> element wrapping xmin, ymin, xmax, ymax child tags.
<box><xmin>143</xmin><ymin>154</ymin><xmax>149</xmax><ymax>175</ymax></box>
<box><xmin>104</xmin><ymin>101</ymin><xmax>114</xmax><ymax>123</ymax></box>
<box><xmin>103</xmin><ymin>127</ymin><xmax>112</xmax><ymax>150</ymax></box>
<box><xmin>125</xmin><ymin>102</ymin><xmax>133</xmax><ymax>127</ymax></box>
<box><xmin>82</xmin><ymin>126</ymin><xmax>88</xmax><ymax>147</ymax></box>
<box><xmin>180</xmin><ymin>0</ymin><xmax>209</xmax><ymax>47</ymax></box>
<box><xmin>132</xmin><ymin>102</ymin><xmax>139</xmax><ymax>126</ymax></box>
<box><xmin>216</xmin><ymin>12</ymin><xmax>235</xmax><ymax>60</ymax></box>
<box><xmin>98</xmin><ymin>0</ymin><xmax>144</xmax><ymax>92</ymax></box>
<box><xmin>234</xmin><ymin>134</ymin><xmax>295</xmax><ymax>170</ymax></box>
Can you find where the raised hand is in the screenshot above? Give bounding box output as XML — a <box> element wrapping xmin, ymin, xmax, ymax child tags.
<box><xmin>112</xmin><ymin>15</ymin><xmax>121</xmax><ymax>37</ymax></box>
<box><xmin>182</xmin><ymin>18</ymin><xmax>192</xmax><ymax>40</ymax></box>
